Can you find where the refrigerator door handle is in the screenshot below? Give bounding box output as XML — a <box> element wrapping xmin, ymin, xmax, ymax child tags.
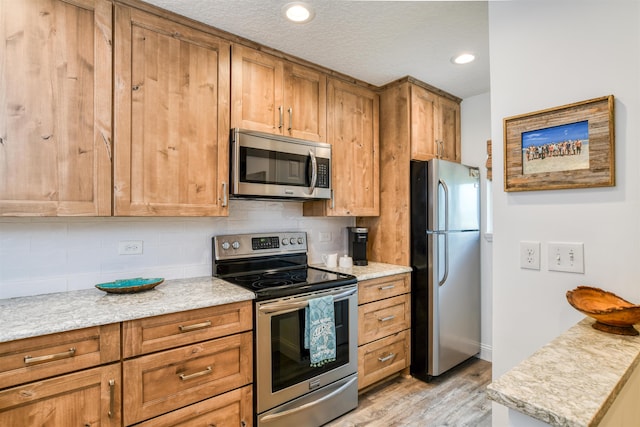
<box><xmin>438</xmin><ymin>179</ymin><xmax>450</xmax><ymax>287</ymax></box>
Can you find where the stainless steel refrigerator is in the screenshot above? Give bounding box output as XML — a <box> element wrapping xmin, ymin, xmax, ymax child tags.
<box><xmin>410</xmin><ymin>159</ymin><xmax>481</xmax><ymax>380</ymax></box>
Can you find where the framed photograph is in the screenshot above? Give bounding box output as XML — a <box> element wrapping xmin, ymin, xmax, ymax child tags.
<box><xmin>503</xmin><ymin>95</ymin><xmax>614</xmax><ymax>192</ymax></box>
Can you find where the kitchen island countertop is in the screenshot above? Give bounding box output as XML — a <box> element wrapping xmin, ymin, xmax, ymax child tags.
<box><xmin>0</xmin><ymin>276</ymin><xmax>255</xmax><ymax>343</ymax></box>
<box><xmin>487</xmin><ymin>317</ymin><xmax>640</xmax><ymax>426</ymax></box>
<box><xmin>310</xmin><ymin>261</ymin><xmax>412</xmax><ymax>281</ymax></box>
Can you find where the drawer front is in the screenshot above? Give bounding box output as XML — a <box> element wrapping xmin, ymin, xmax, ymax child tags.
<box><xmin>0</xmin><ymin>323</ymin><xmax>120</xmax><ymax>389</ymax></box>
<box><xmin>123</xmin><ymin>301</ymin><xmax>252</xmax><ymax>357</ymax></box>
<box><xmin>0</xmin><ymin>363</ymin><xmax>121</xmax><ymax>427</ymax></box>
<box><xmin>135</xmin><ymin>385</ymin><xmax>252</xmax><ymax>427</ymax></box>
<box><xmin>358</xmin><ymin>273</ymin><xmax>410</xmax><ymax>305</ymax></box>
<box><xmin>123</xmin><ymin>331</ymin><xmax>252</xmax><ymax>425</ymax></box>
<box><xmin>358</xmin><ymin>330</ymin><xmax>409</xmax><ymax>390</ymax></box>
<box><xmin>358</xmin><ymin>294</ymin><xmax>411</xmax><ymax>345</ymax></box>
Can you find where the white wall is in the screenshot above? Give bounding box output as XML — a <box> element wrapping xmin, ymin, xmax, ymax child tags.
<box><xmin>0</xmin><ymin>201</ymin><xmax>353</xmax><ymax>299</ymax></box>
<box><xmin>461</xmin><ymin>91</ymin><xmax>493</xmax><ymax>361</ymax></box>
<box><xmin>488</xmin><ymin>1</ymin><xmax>640</xmax><ymax>426</ymax></box>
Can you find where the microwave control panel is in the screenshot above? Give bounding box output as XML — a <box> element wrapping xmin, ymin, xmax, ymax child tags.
<box><xmin>316</xmin><ymin>158</ymin><xmax>330</xmax><ymax>188</ymax></box>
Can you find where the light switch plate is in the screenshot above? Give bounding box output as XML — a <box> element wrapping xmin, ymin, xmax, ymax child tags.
<box><xmin>548</xmin><ymin>242</ymin><xmax>584</xmax><ymax>273</ymax></box>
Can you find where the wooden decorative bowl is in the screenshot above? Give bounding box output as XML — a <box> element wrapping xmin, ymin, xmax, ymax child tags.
<box><xmin>566</xmin><ymin>286</ymin><xmax>640</xmax><ymax>336</ymax></box>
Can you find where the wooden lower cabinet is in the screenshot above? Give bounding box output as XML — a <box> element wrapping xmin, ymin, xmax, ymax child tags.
<box><xmin>357</xmin><ymin>273</ymin><xmax>411</xmax><ymax>390</ymax></box>
<box><xmin>358</xmin><ymin>330</ymin><xmax>409</xmax><ymax>390</ymax></box>
<box><xmin>122</xmin><ymin>301</ymin><xmax>254</xmax><ymax>426</ymax></box>
<box><xmin>123</xmin><ymin>331</ymin><xmax>252</xmax><ymax>425</ymax></box>
<box><xmin>0</xmin><ymin>363</ymin><xmax>121</xmax><ymax>426</ymax></box>
<box><xmin>134</xmin><ymin>385</ymin><xmax>252</xmax><ymax>427</ymax></box>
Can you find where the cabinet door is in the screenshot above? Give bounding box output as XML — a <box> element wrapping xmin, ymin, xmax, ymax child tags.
<box><xmin>305</xmin><ymin>78</ymin><xmax>379</xmax><ymax>216</ymax></box>
<box><xmin>410</xmin><ymin>84</ymin><xmax>438</xmax><ymax>161</ymax></box>
<box><xmin>0</xmin><ymin>0</ymin><xmax>112</xmax><ymax>216</ymax></box>
<box><xmin>231</xmin><ymin>44</ymin><xmax>284</xmax><ymax>134</ymax></box>
<box><xmin>410</xmin><ymin>85</ymin><xmax>461</xmax><ymax>163</ymax></box>
<box><xmin>438</xmin><ymin>96</ymin><xmax>461</xmax><ymax>162</ymax></box>
<box><xmin>114</xmin><ymin>6</ymin><xmax>230</xmax><ymax>216</ymax></box>
<box><xmin>0</xmin><ymin>364</ymin><xmax>121</xmax><ymax>427</ymax></box>
<box><xmin>283</xmin><ymin>62</ymin><xmax>326</xmax><ymax>142</ymax></box>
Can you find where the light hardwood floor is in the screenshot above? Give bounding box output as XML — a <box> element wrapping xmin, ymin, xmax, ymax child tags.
<box><xmin>326</xmin><ymin>357</ymin><xmax>492</xmax><ymax>427</ymax></box>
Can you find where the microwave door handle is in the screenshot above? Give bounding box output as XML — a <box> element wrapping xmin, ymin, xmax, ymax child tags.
<box><xmin>309</xmin><ymin>150</ymin><xmax>318</xmax><ymax>194</ymax></box>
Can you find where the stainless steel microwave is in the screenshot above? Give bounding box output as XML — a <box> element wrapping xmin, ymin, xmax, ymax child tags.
<box><xmin>230</xmin><ymin>128</ymin><xmax>331</xmax><ymax>200</ymax></box>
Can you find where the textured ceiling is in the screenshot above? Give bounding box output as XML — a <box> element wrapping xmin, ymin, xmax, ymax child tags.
<box><xmin>141</xmin><ymin>0</ymin><xmax>490</xmax><ymax>99</ymax></box>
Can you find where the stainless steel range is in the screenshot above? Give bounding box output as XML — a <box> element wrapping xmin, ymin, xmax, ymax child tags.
<box><xmin>212</xmin><ymin>232</ymin><xmax>358</xmax><ymax>427</ymax></box>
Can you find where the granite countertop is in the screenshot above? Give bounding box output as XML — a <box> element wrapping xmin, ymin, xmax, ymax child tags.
<box><xmin>310</xmin><ymin>261</ymin><xmax>412</xmax><ymax>281</ymax></box>
<box><xmin>0</xmin><ymin>277</ymin><xmax>255</xmax><ymax>343</ymax></box>
<box><xmin>487</xmin><ymin>318</ymin><xmax>640</xmax><ymax>427</ymax></box>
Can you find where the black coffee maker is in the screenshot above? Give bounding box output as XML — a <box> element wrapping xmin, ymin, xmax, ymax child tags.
<box><xmin>347</xmin><ymin>227</ymin><xmax>368</xmax><ymax>266</ymax></box>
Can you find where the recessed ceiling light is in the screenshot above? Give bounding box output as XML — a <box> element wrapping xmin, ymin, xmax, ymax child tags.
<box><xmin>452</xmin><ymin>53</ymin><xmax>476</xmax><ymax>65</ymax></box>
<box><xmin>282</xmin><ymin>2</ymin><xmax>315</xmax><ymax>24</ymax></box>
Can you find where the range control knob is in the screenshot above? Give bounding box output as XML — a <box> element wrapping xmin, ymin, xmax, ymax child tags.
<box><xmin>289</xmin><ymin>237</ymin><xmax>296</xmax><ymax>245</ymax></box>
<box><xmin>221</xmin><ymin>241</ymin><xmax>230</xmax><ymax>250</ymax></box>
<box><xmin>281</xmin><ymin>238</ymin><xmax>289</xmax><ymax>245</ymax></box>
<box><xmin>232</xmin><ymin>241</ymin><xmax>240</xmax><ymax>250</ymax></box>
<box><xmin>297</xmin><ymin>237</ymin><xmax>304</xmax><ymax>244</ymax></box>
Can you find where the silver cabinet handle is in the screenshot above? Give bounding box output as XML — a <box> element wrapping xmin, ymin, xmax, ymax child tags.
<box><xmin>221</xmin><ymin>182</ymin><xmax>228</xmax><ymax>207</ymax></box>
<box><xmin>108</xmin><ymin>379</ymin><xmax>115</xmax><ymax>418</ymax></box>
<box><xmin>24</xmin><ymin>348</ymin><xmax>76</xmax><ymax>365</ymax></box>
<box><xmin>378</xmin><ymin>315</ymin><xmax>396</xmax><ymax>322</ymax></box>
<box><xmin>179</xmin><ymin>320</ymin><xmax>212</xmax><ymax>332</ymax></box>
<box><xmin>379</xmin><ymin>285</ymin><xmax>395</xmax><ymax>290</ymax></box>
<box><xmin>288</xmin><ymin>107</ymin><xmax>293</xmax><ymax>131</ymax></box>
<box><xmin>378</xmin><ymin>353</ymin><xmax>396</xmax><ymax>363</ymax></box>
<box><xmin>179</xmin><ymin>366</ymin><xmax>213</xmax><ymax>381</ymax></box>
<box><xmin>278</xmin><ymin>106</ymin><xmax>283</xmax><ymax>129</ymax></box>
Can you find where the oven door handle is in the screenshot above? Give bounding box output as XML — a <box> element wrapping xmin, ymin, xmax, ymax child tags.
<box><xmin>258</xmin><ymin>287</ymin><xmax>356</xmax><ymax>315</ymax></box>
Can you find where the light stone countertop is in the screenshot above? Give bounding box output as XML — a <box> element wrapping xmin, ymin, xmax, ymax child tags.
<box><xmin>309</xmin><ymin>261</ymin><xmax>412</xmax><ymax>281</ymax></box>
<box><xmin>0</xmin><ymin>276</ymin><xmax>255</xmax><ymax>343</ymax></box>
<box><xmin>487</xmin><ymin>318</ymin><xmax>640</xmax><ymax>427</ymax></box>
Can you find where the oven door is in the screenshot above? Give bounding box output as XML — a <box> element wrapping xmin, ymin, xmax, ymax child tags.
<box><xmin>231</xmin><ymin>128</ymin><xmax>331</xmax><ymax>200</ymax></box>
<box><xmin>255</xmin><ymin>284</ymin><xmax>358</xmax><ymax>416</ymax></box>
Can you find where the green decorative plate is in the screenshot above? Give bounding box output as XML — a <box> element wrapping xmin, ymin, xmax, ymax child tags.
<box><xmin>95</xmin><ymin>277</ymin><xmax>164</xmax><ymax>294</ymax></box>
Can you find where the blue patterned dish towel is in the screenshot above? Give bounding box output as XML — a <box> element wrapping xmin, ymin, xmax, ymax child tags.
<box><xmin>304</xmin><ymin>295</ymin><xmax>336</xmax><ymax>367</ymax></box>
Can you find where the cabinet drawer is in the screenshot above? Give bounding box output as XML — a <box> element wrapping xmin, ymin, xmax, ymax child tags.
<box><xmin>358</xmin><ymin>294</ymin><xmax>411</xmax><ymax>345</ymax></box>
<box><xmin>0</xmin><ymin>363</ymin><xmax>121</xmax><ymax>426</ymax></box>
<box><xmin>135</xmin><ymin>385</ymin><xmax>252</xmax><ymax>427</ymax></box>
<box><xmin>0</xmin><ymin>323</ymin><xmax>120</xmax><ymax>390</ymax></box>
<box><xmin>358</xmin><ymin>330</ymin><xmax>409</xmax><ymax>390</ymax></box>
<box><xmin>358</xmin><ymin>273</ymin><xmax>410</xmax><ymax>305</ymax></box>
<box><xmin>123</xmin><ymin>301</ymin><xmax>252</xmax><ymax>357</ymax></box>
<box><xmin>123</xmin><ymin>331</ymin><xmax>252</xmax><ymax>425</ymax></box>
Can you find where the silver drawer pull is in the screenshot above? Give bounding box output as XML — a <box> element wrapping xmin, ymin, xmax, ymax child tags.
<box><xmin>379</xmin><ymin>285</ymin><xmax>395</xmax><ymax>290</ymax></box>
<box><xmin>179</xmin><ymin>366</ymin><xmax>213</xmax><ymax>381</ymax></box>
<box><xmin>108</xmin><ymin>379</ymin><xmax>115</xmax><ymax>418</ymax></box>
<box><xmin>179</xmin><ymin>320</ymin><xmax>212</xmax><ymax>332</ymax></box>
<box><xmin>378</xmin><ymin>353</ymin><xmax>396</xmax><ymax>363</ymax></box>
<box><xmin>24</xmin><ymin>347</ymin><xmax>76</xmax><ymax>365</ymax></box>
<box><xmin>378</xmin><ymin>315</ymin><xmax>396</xmax><ymax>322</ymax></box>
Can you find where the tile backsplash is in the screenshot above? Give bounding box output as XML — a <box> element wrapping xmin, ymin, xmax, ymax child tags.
<box><xmin>0</xmin><ymin>200</ymin><xmax>354</xmax><ymax>299</ymax></box>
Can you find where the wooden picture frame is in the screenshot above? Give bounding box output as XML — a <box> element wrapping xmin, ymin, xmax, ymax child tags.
<box><xmin>503</xmin><ymin>95</ymin><xmax>614</xmax><ymax>192</ymax></box>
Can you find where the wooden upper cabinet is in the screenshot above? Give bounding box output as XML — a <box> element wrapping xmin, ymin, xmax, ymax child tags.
<box><xmin>231</xmin><ymin>44</ymin><xmax>326</xmax><ymax>142</ymax></box>
<box><xmin>304</xmin><ymin>78</ymin><xmax>379</xmax><ymax>217</ymax></box>
<box><xmin>114</xmin><ymin>5</ymin><xmax>231</xmax><ymax>216</ymax></box>
<box><xmin>0</xmin><ymin>0</ymin><xmax>112</xmax><ymax>216</ymax></box>
<box><xmin>410</xmin><ymin>84</ymin><xmax>461</xmax><ymax>163</ymax></box>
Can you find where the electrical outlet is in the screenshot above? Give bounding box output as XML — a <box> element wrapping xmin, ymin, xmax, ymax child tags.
<box><xmin>318</xmin><ymin>232</ymin><xmax>331</xmax><ymax>242</ymax></box>
<box><xmin>118</xmin><ymin>240</ymin><xmax>143</xmax><ymax>255</ymax></box>
<box><xmin>548</xmin><ymin>242</ymin><xmax>584</xmax><ymax>273</ymax></box>
<box><xmin>520</xmin><ymin>241</ymin><xmax>540</xmax><ymax>270</ymax></box>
